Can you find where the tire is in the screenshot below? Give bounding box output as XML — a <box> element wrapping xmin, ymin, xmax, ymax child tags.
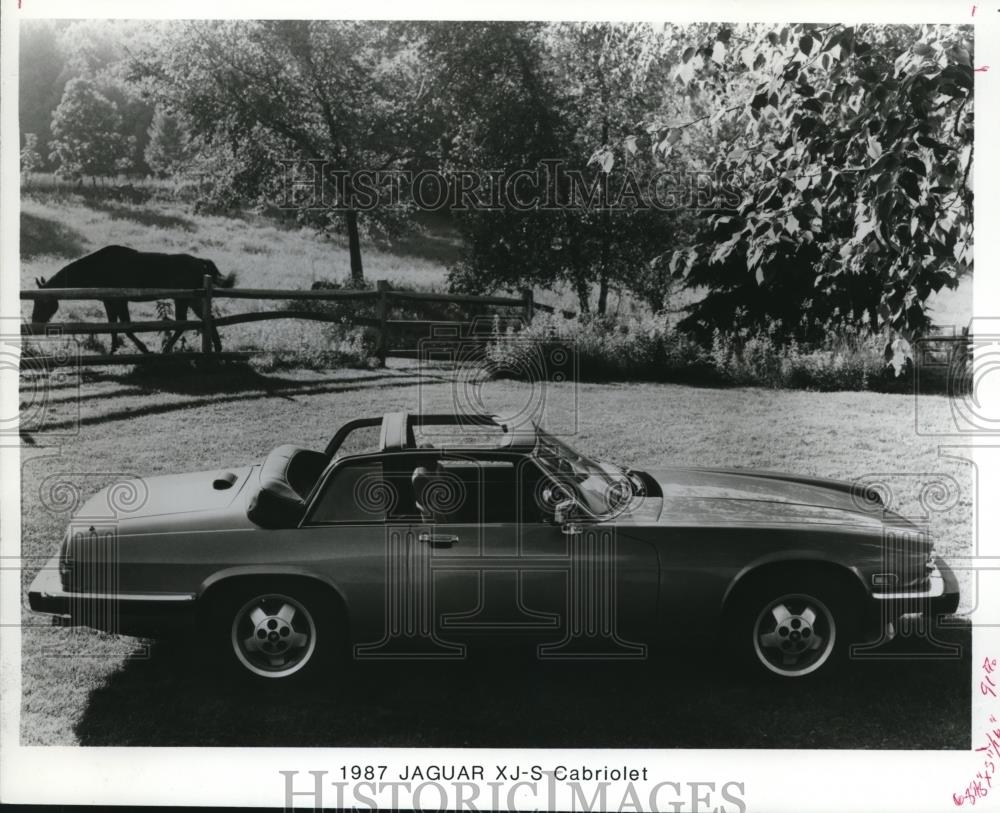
<box><xmin>726</xmin><ymin>572</ymin><xmax>859</xmax><ymax>680</ymax></box>
<box><xmin>207</xmin><ymin>581</ymin><xmax>343</xmax><ymax>682</ymax></box>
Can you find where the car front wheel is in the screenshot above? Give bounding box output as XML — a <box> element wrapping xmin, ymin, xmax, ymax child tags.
<box><xmin>730</xmin><ymin>575</ymin><xmax>857</xmax><ymax>679</ymax></box>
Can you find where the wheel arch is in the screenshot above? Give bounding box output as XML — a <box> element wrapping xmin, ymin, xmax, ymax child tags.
<box><xmin>721</xmin><ymin>554</ymin><xmax>870</xmax><ymax>616</ymax></box>
<box><xmin>196</xmin><ymin>567</ymin><xmax>350</xmax><ymax>635</ymax></box>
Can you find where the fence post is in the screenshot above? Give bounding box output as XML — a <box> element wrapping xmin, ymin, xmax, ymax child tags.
<box><xmin>201</xmin><ymin>273</ymin><xmax>215</xmax><ymax>355</ymax></box>
<box><xmin>375</xmin><ymin>279</ymin><xmax>389</xmax><ymax>367</ymax></box>
<box><xmin>521</xmin><ymin>288</ymin><xmax>534</xmax><ymax>325</ymax></box>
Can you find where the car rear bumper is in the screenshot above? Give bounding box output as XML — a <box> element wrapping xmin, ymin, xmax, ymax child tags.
<box><xmin>27</xmin><ymin>555</ymin><xmax>196</xmax><ymax>637</ymax></box>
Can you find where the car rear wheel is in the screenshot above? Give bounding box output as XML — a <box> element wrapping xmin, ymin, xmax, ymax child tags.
<box><xmin>210</xmin><ymin>583</ymin><xmax>341</xmax><ymax>682</ymax></box>
<box><xmin>729</xmin><ymin>574</ymin><xmax>857</xmax><ymax>679</ymax></box>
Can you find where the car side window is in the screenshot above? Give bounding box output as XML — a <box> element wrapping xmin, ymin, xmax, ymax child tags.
<box><xmin>516</xmin><ymin>458</ymin><xmax>557</xmax><ymax>523</ymax></box>
<box><xmin>411</xmin><ymin>457</ymin><xmax>549</xmax><ymax>525</ymax></box>
<box><xmin>308</xmin><ymin>460</ymin><xmax>387</xmax><ymax>524</ymax></box>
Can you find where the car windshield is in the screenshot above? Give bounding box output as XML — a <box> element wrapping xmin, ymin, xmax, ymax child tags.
<box><xmin>532</xmin><ymin>429</ymin><xmax>631</xmax><ymax>517</ymax></box>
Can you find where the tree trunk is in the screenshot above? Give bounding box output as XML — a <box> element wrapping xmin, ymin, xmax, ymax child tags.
<box><xmin>597</xmin><ymin>273</ymin><xmax>609</xmax><ymax>316</ymax></box>
<box><xmin>575</xmin><ymin>278</ymin><xmax>591</xmax><ymax>314</ymax></box>
<box><xmin>345</xmin><ymin>208</ymin><xmax>364</xmax><ymax>287</ymax></box>
<box><xmin>597</xmin><ymin>96</ymin><xmax>612</xmax><ymax>317</ymax></box>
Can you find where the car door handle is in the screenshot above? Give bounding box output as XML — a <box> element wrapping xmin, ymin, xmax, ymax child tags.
<box><xmin>417</xmin><ymin>533</ymin><xmax>458</xmax><ymax>548</ymax></box>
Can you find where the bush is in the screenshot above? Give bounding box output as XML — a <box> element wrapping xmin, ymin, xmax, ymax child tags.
<box><xmin>485</xmin><ymin>313</ymin><xmax>924</xmax><ymax>391</ymax></box>
<box><xmin>249</xmin><ymin>327</ymin><xmax>375</xmax><ymax>373</ymax></box>
<box><xmin>710</xmin><ymin>325</ymin><xmax>898</xmax><ymax>391</ymax></box>
<box><xmin>485</xmin><ymin>312</ymin><xmax>711</xmax><ymax>382</ymax></box>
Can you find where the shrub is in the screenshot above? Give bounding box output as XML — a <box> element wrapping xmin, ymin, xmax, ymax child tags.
<box><xmin>710</xmin><ymin>325</ymin><xmax>897</xmax><ymax>391</ymax></box>
<box><xmin>485</xmin><ymin>312</ymin><xmax>711</xmax><ymax>382</ymax></box>
<box><xmin>250</xmin><ymin>326</ymin><xmax>375</xmax><ymax>373</ymax></box>
<box><xmin>485</xmin><ymin>313</ymin><xmax>928</xmax><ymax>391</ymax></box>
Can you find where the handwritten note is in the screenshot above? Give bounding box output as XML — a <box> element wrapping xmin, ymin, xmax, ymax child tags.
<box><xmin>954</xmin><ymin>657</ymin><xmax>999</xmax><ymax>805</ymax></box>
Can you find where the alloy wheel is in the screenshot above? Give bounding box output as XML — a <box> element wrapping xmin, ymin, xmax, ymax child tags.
<box><xmin>752</xmin><ymin>592</ymin><xmax>836</xmax><ymax>677</ymax></box>
<box><xmin>230</xmin><ymin>593</ymin><xmax>317</xmax><ymax>678</ymax></box>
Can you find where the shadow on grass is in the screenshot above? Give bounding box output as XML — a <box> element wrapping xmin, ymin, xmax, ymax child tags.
<box><xmin>374</xmin><ymin>227</ymin><xmax>463</xmax><ymax>266</ymax></box>
<box><xmin>73</xmin><ymin>621</ymin><xmax>970</xmax><ymax>748</ymax></box>
<box><xmin>114</xmin><ymin>360</ymin><xmax>439</xmax><ymax>397</ymax></box>
<box><xmin>89</xmin><ymin>200</ymin><xmax>196</xmax><ymax>232</ymax></box>
<box><xmin>20</xmin><ymin>212</ymin><xmax>89</xmax><ymax>260</ymax></box>
<box><xmin>20</xmin><ymin>362</ymin><xmax>444</xmax><ymax>437</ymax></box>
<box><xmin>118</xmin><ymin>360</ymin><xmax>319</xmax><ymax>396</ymax></box>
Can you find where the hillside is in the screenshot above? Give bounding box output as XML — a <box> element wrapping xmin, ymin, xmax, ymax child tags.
<box><xmin>21</xmin><ymin>190</ymin><xmax>462</xmax><ymax>361</ymax></box>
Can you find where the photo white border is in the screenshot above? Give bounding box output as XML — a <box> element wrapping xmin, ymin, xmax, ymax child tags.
<box><xmin>1</xmin><ymin>1</ymin><xmax>998</xmax><ymax>810</ymax></box>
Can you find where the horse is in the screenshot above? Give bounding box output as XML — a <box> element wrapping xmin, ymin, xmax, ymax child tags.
<box><xmin>30</xmin><ymin>245</ymin><xmax>237</xmax><ymax>353</ymax></box>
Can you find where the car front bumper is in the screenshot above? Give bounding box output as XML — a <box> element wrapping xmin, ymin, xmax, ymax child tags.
<box><xmin>859</xmin><ymin>557</ymin><xmax>961</xmax><ymax>641</ymax></box>
<box><xmin>27</xmin><ymin>555</ymin><xmax>196</xmax><ymax>637</ymax></box>
<box><xmin>871</xmin><ymin>556</ymin><xmax>961</xmax><ymax>614</ymax></box>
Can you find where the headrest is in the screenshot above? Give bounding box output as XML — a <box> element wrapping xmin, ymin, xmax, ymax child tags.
<box><xmin>411</xmin><ymin>465</ymin><xmax>434</xmax><ymax>491</ymax></box>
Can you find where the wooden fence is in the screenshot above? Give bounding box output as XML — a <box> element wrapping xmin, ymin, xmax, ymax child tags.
<box><xmin>20</xmin><ymin>277</ymin><xmax>557</xmax><ymax>368</ymax></box>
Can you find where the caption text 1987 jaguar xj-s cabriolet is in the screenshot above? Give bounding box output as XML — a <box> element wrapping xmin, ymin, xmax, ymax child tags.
<box><xmin>29</xmin><ymin>411</ymin><xmax>959</xmax><ymax>681</ymax></box>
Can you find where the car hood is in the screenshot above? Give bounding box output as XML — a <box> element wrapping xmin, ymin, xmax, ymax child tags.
<box><xmin>641</xmin><ymin>466</ymin><xmax>908</xmax><ymax>530</ymax></box>
<box><xmin>76</xmin><ymin>466</ymin><xmax>258</xmax><ymax>533</ymax></box>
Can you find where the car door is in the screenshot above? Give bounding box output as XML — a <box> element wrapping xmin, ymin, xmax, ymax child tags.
<box><xmin>410</xmin><ymin>453</ymin><xmax>656</xmax><ymax>657</ymax></box>
<box><xmin>299</xmin><ymin>453</ymin><xmax>464</xmax><ymax>659</ymax></box>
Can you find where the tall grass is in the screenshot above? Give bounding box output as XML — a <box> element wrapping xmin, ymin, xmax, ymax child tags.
<box><xmin>485</xmin><ymin>311</ymin><xmax>709</xmax><ymax>382</ymax></box>
<box><xmin>484</xmin><ymin>312</ymin><xmax>946</xmax><ymax>391</ymax></box>
<box><xmin>708</xmin><ymin>325</ymin><xmax>898</xmax><ymax>391</ymax></box>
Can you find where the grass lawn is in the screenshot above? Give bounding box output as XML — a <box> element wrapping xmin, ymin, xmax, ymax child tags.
<box><xmin>19</xmin><ymin>362</ymin><xmax>974</xmax><ymax>747</ymax></box>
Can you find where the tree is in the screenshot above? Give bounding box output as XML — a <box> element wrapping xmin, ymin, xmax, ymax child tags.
<box><xmin>49</xmin><ymin>77</ymin><xmax>133</xmax><ymax>180</ymax></box>
<box><xmin>20</xmin><ymin>133</ymin><xmax>44</xmax><ymax>178</ymax></box>
<box><xmin>58</xmin><ymin>19</ymin><xmax>160</xmax><ymax>175</ymax></box>
<box><xmin>420</xmin><ymin>23</ymin><xmax>571</xmax><ymax>301</ymax></box>
<box><xmin>144</xmin><ymin>107</ymin><xmax>191</xmax><ymax>177</ymax></box>
<box><xmin>652</xmin><ymin>23</ymin><xmax>973</xmax><ymax>366</ymax></box>
<box><xmin>19</xmin><ymin>21</ymin><xmax>71</xmax><ymax>172</ymax></box>
<box><xmin>137</xmin><ymin>20</ymin><xmax>430</xmax><ymax>286</ymax></box>
<box><xmin>544</xmin><ymin>23</ymin><xmax>680</xmax><ymax>314</ymax></box>
<box><xmin>423</xmin><ymin>22</ymin><xmax>687</xmax><ymax>314</ymax></box>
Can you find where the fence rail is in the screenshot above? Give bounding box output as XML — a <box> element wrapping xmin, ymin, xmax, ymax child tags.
<box><xmin>21</xmin><ymin>277</ymin><xmax>545</xmax><ymax>367</ymax></box>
